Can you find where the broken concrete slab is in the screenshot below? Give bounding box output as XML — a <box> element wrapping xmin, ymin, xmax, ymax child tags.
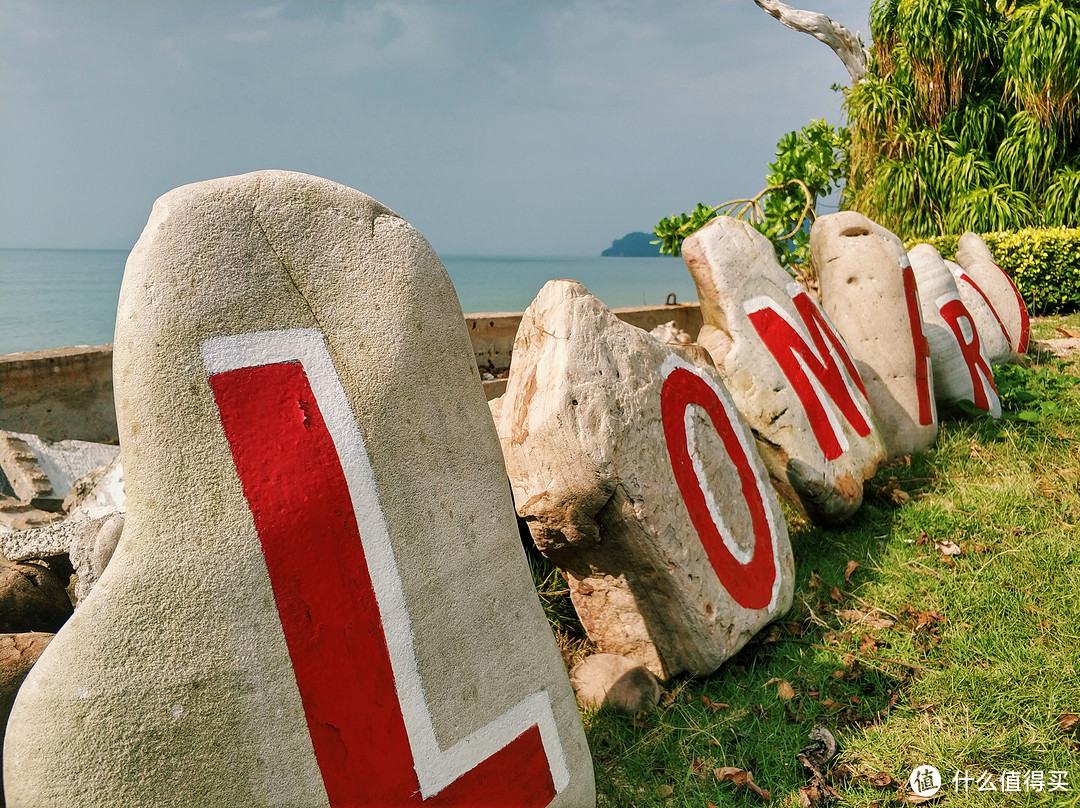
<box><xmin>0</xmin><ymin>431</ymin><xmax>118</xmax><ymax>513</ymax></box>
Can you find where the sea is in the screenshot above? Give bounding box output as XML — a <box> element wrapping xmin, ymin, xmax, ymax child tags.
<box><xmin>0</xmin><ymin>248</ymin><xmax>697</xmax><ymax>355</ymax></box>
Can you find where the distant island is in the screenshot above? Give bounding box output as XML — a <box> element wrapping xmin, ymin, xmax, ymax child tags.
<box><xmin>601</xmin><ymin>232</ymin><xmax>665</xmax><ymax>257</ymax></box>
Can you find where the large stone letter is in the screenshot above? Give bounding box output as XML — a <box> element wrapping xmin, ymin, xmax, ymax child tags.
<box><xmin>494</xmin><ymin>280</ymin><xmax>793</xmax><ymax>680</ymax></box>
<box><xmin>4</xmin><ymin>171</ymin><xmax>593</xmax><ymax>808</ymax></box>
<box><xmin>909</xmin><ymin>243</ymin><xmax>1001</xmax><ymax>418</ymax></box>
<box><xmin>682</xmin><ymin>216</ymin><xmax>885</xmax><ymax>525</ymax></box>
<box><xmin>946</xmin><ymin>259</ymin><xmax>1012</xmax><ymax>366</ymax></box>
<box><xmin>955</xmin><ymin>232</ymin><xmax>1030</xmax><ymax>356</ymax></box>
<box><xmin>810</xmin><ymin>212</ymin><xmax>938</xmax><ymax>459</ymax></box>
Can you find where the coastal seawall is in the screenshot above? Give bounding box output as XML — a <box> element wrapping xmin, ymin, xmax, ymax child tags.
<box><xmin>1</xmin><ymin>302</ymin><xmax>702</xmax><ymax>443</ymax></box>
<box><xmin>0</xmin><ymin>346</ymin><xmax>117</xmax><ymax>444</ymax></box>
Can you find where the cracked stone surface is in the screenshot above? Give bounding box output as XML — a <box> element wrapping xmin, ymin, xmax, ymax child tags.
<box><xmin>494</xmin><ymin>279</ymin><xmax>793</xmax><ymax>680</ymax></box>
<box><xmin>682</xmin><ymin>216</ymin><xmax>885</xmax><ymax>525</ymax></box>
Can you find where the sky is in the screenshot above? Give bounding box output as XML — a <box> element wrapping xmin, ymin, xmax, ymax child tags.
<box><xmin>0</xmin><ymin>0</ymin><xmax>870</xmax><ymax>257</ymax></box>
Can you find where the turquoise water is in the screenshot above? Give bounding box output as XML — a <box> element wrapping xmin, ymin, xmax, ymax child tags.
<box><xmin>0</xmin><ymin>248</ymin><xmax>696</xmax><ymax>355</ymax></box>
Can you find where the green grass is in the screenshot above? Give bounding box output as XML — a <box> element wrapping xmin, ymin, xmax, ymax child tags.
<box><xmin>1030</xmin><ymin>311</ymin><xmax>1080</xmax><ymax>340</ymax></box>
<box><xmin>532</xmin><ymin>349</ymin><xmax>1080</xmax><ymax>808</ymax></box>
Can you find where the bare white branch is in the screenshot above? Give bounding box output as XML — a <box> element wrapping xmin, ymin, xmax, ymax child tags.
<box><xmin>754</xmin><ymin>0</ymin><xmax>868</xmax><ymax>85</ymax></box>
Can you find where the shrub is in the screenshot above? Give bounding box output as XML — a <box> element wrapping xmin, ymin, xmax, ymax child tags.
<box><xmin>910</xmin><ymin>226</ymin><xmax>1080</xmax><ymax>314</ymax></box>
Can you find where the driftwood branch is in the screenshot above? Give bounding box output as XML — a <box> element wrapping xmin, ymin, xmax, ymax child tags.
<box><xmin>754</xmin><ymin>0</ymin><xmax>868</xmax><ymax>85</ymax></box>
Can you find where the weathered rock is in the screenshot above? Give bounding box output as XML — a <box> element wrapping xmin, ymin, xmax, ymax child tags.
<box><xmin>0</xmin><ymin>632</ymin><xmax>52</xmax><ymax>727</ymax></box>
<box><xmin>682</xmin><ymin>216</ymin><xmax>886</xmax><ymax>524</ymax></box>
<box><xmin>908</xmin><ymin>244</ymin><xmax>1001</xmax><ymax>417</ymax></box>
<box><xmin>810</xmin><ymin>212</ymin><xmax>938</xmax><ymax>459</ymax></box>
<box><xmin>0</xmin><ymin>631</ymin><xmax>52</xmax><ymax>798</ymax></box>
<box><xmin>0</xmin><ymin>515</ymin><xmax>95</xmax><ymax>562</ymax></box>
<box><xmin>649</xmin><ymin>320</ymin><xmax>694</xmax><ymax>346</ymax></box>
<box><xmin>0</xmin><ymin>560</ymin><xmax>72</xmax><ymax>634</ymax></box>
<box><xmin>569</xmin><ymin>654</ymin><xmax>661</xmax><ymax>714</ymax></box>
<box><xmin>946</xmin><ymin>259</ymin><xmax>1012</xmax><ymax>366</ymax></box>
<box><xmin>63</xmin><ymin>454</ymin><xmax>125</xmax><ymax>520</ymax></box>
<box><xmin>495</xmin><ymin>280</ymin><xmax>793</xmax><ymax>679</ymax></box>
<box><xmin>67</xmin><ymin>513</ymin><xmax>124</xmax><ymax>604</ymax></box>
<box><xmin>5</xmin><ymin>171</ymin><xmax>594</xmax><ymax>807</ymax></box>
<box><xmin>0</xmin><ymin>434</ymin><xmax>53</xmax><ymax>509</ymax></box>
<box><xmin>0</xmin><ymin>500</ymin><xmax>62</xmax><ymax>533</ymax></box>
<box><xmin>0</xmin><ymin>431</ymin><xmax>118</xmax><ymax>513</ymax></box>
<box><xmin>955</xmin><ymin>232</ymin><xmax>1030</xmax><ymax>356</ymax></box>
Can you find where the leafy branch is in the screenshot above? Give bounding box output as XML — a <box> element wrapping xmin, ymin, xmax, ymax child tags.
<box><xmin>651</xmin><ymin>180</ymin><xmax>816</xmax><ymax>258</ymax></box>
<box><xmin>653</xmin><ymin>119</ymin><xmax>849</xmax><ymax>269</ymax></box>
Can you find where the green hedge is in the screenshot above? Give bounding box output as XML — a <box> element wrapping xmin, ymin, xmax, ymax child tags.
<box><xmin>909</xmin><ymin>227</ymin><xmax>1080</xmax><ymax>314</ymax></box>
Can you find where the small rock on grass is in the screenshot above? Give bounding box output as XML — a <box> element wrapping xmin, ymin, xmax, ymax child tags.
<box><xmin>570</xmin><ymin>653</ymin><xmax>661</xmax><ymax>714</ymax></box>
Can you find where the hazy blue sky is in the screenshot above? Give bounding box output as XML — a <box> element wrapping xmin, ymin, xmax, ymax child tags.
<box><xmin>1</xmin><ymin>0</ymin><xmax>869</xmax><ymax>256</ymax></box>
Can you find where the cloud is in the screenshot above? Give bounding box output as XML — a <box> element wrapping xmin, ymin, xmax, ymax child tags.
<box><xmin>0</xmin><ymin>0</ymin><xmax>867</xmax><ymax>254</ymax></box>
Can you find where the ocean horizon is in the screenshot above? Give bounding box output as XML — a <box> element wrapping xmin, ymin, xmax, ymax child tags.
<box><xmin>0</xmin><ymin>247</ymin><xmax>697</xmax><ymax>355</ymax></box>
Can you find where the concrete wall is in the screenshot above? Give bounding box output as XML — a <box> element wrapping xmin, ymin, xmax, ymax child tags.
<box><xmin>468</xmin><ymin>302</ymin><xmax>702</xmax><ymax>371</ymax></box>
<box><xmin>0</xmin><ymin>346</ymin><xmax>117</xmax><ymax>444</ymax></box>
<box><xmin>1</xmin><ymin>303</ymin><xmax>702</xmax><ymax>441</ymax></box>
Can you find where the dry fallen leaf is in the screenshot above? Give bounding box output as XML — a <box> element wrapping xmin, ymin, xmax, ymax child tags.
<box><xmin>1060</xmin><ymin>713</ymin><xmax>1079</xmax><ymax>732</ymax></box>
<box><xmin>1056</xmin><ymin>327</ymin><xmax>1080</xmax><ymax>338</ymax></box>
<box><xmin>866</xmin><ymin>770</ymin><xmax>893</xmax><ymax>787</ymax></box>
<box><xmin>901</xmin><ymin>793</ymin><xmax>939</xmax><ymax>804</ymax></box>
<box><xmin>715</xmin><ymin>767</ymin><xmax>770</xmax><ymax>803</ymax></box>
<box><xmin>702</xmin><ymin>695</ymin><xmax>730</xmax><ymax>712</ymax></box>
<box><xmin>830</xmin><ymin>586</ymin><xmax>844</xmax><ymax>603</ymax></box>
<box><xmin>845</xmin><ymin>560</ymin><xmax>860</xmax><ymax>582</ymax></box>
<box><xmin>837</xmin><ymin>608</ymin><xmax>895</xmax><ymax>630</ymax></box>
<box><xmin>777</xmin><ymin>680</ymin><xmax>796</xmax><ymax>700</ymax></box>
<box><xmin>859</xmin><ymin>633</ymin><xmax>880</xmax><ymax>654</ymax></box>
<box><xmin>691</xmin><ymin>757</ymin><xmax>710</xmax><ymax>777</ymax></box>
<box><xmin>934</xmin><ymin>539</ymin><xmax>962</xmax><ymax>556</ymax></box>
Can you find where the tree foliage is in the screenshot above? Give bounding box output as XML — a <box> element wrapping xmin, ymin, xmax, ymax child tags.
<box><xmin>847</xmin><ymin>0</ymin><xmax>1080</xmax><ymax>238</ymax></box>
<box><xmin>652</xmin><ymin>120</ymin><xmax>847</xmax><ymax>267</ymax></box>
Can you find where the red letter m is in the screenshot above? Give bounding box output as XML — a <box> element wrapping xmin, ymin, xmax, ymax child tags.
<box><xmin>744</xmin><ymin>283</ymin><xmax>872</xmax><ymax>462</ymax></box>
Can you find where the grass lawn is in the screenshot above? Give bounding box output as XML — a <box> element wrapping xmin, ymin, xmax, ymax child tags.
<box><xmin>532</xmin><ymin>340</ymin><xmax>1080</xmax><ymax>807</ymax></box>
